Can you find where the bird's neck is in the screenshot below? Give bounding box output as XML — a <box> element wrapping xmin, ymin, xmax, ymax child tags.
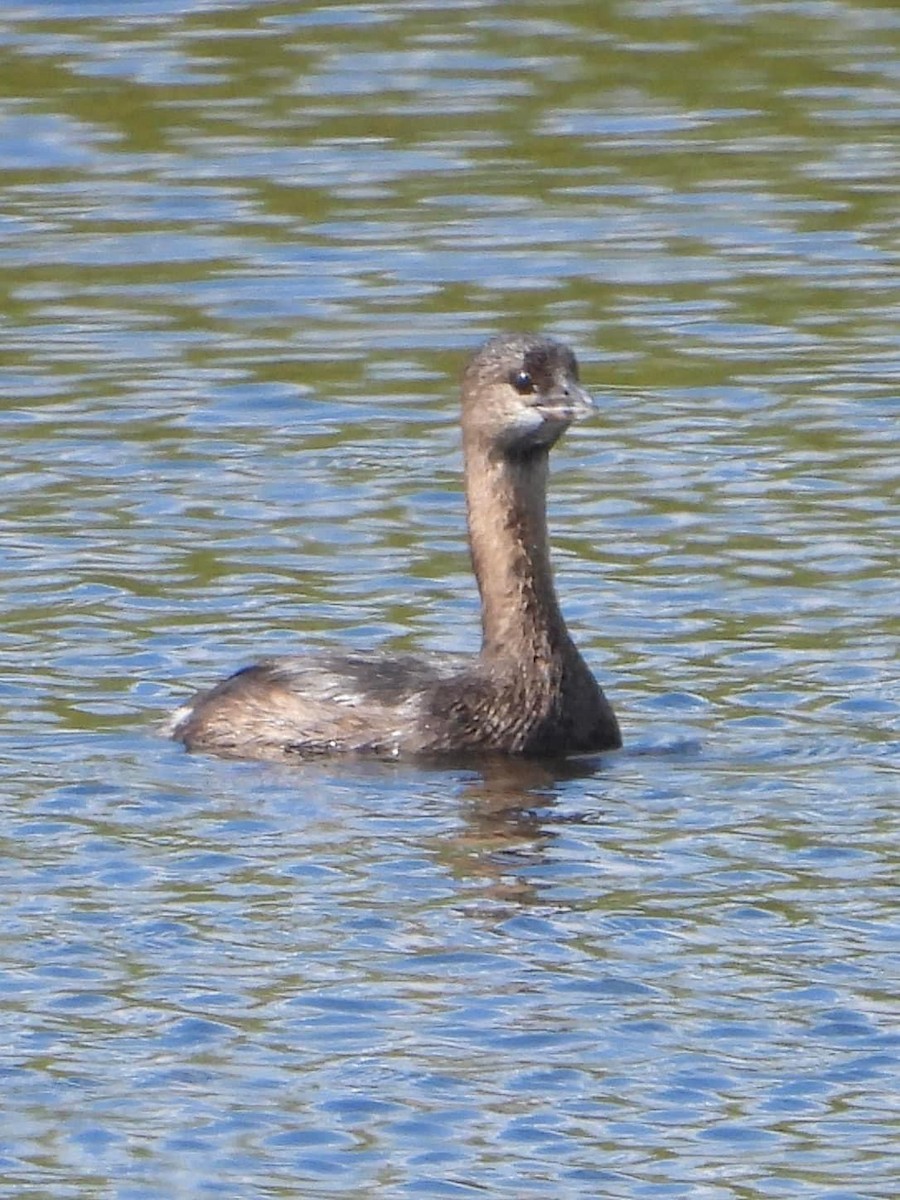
<box><xmin>464</xmin><ymin>437</ymin><xmax>574</xmax><ymax>665</ymax></box>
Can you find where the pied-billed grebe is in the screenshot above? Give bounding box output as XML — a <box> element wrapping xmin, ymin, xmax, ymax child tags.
<box><xmin>169</xmin><ymin>334</ymin><xmax>621</xmax><ymax>761</ymax></box>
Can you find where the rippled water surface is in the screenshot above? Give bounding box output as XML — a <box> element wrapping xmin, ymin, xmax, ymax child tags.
<box><xmin>2</xmin><ymin>1</ymin><xmax>897</xmax><ymax>1196</ymax></box>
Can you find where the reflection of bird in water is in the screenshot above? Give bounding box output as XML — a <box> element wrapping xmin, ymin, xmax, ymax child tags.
<box><xmin>431</xmin><ymin>755</ymin><xmax>610</xmax><ymax>907</ymax></box>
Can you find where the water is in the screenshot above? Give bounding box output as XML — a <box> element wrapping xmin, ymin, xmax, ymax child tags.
<box><xmin>1</xmin><ymin>1</ymin><xmax>897</xmax><ymax>1196</ymax></box>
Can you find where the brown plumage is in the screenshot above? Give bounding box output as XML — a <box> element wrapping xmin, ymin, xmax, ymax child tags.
<box><xmin>168</xmin><ymin>334</ymin><xmax>621</xmax><ymax>761</ymax></box>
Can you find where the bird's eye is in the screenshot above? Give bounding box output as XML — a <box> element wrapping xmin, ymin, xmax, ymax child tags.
<box><xmin>511</xmin><ymin>370</ymin><xmax>535</xmax><ymax>395</ymax></box>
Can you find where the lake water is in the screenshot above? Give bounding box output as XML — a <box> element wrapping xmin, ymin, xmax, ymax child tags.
<box><xmin>1</xmin><ymin>1</ymin><xmax>897</xmax><ymax>1197</ymax></box>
